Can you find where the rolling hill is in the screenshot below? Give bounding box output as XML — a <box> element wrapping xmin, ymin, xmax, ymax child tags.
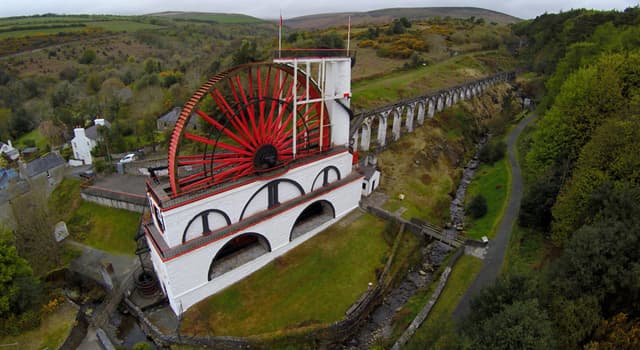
<box><xmin>147</xmin><ymin>11</ymin><xmax>264</xmax><ymax>24</ymax></box>
<box><xmin>284</xmin><ymin>7</ymin><xmax>521</xmax><ymax>29</ymax></box>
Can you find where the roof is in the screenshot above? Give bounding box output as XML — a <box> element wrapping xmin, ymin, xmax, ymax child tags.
<box><xmin>86</xmin><ymin>120</ymin><xmax>112</xmax><ymax>140</ymax></box>
<box><xmin>0</xmin><ymin>168</ymin><xmax>17</xmax><ymax>190</ymax></box>
<box><xmin>362</xmin><ymin>166</ymin><xmax>378</xmax><ymax>180</ymax></box>
<box><xmin>25</xmin><ymin>153</ymin><xmax>65</xmax><ymax>177</ymax></box>
<box><xmin>157</xmin><ymin>107</ymin><xmax>198</xmax><ymax>128</ymax></box>
<box><xmin>0</xmin><ymin>143</ymin><xmax>19</xmax><ymax>160</ymax></box>
<box><xmin>158</xmin><ymin>107</ymin><xmax>181</xmax><ymax>124</ymax></box>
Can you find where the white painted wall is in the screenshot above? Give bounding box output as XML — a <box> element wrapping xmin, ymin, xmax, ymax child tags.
<box><xmin>146</xmin><ymin>176</ymin><xmax>362</xmax><ymax>315</ymax></box>
<box><xmin>71</xmin><ymin>128</ymin><xmax>95</xmax><ymax>165</ymax></box>
<box><xmin>362</xmin><ymin>170</ymin><xmax>381</xmax><ymax>197</ymax></box>
<box><xmin>157</xmin><ymin>151</ymin><xmax>354</xmax><ymax>248</ymax></box>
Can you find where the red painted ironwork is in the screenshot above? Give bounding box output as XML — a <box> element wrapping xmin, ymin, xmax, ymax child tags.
<box><xmin>168</xmin><ymin>63</ymin><xmax>331</xmax><ymax>196</ymax></box>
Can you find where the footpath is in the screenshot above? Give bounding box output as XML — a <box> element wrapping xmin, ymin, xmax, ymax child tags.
<box><xmin>452</xmin><ymin>113</ymin><xmax>537</xmax><ymax>320</ymax></box>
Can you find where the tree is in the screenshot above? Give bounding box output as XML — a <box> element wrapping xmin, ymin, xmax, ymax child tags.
<box><xmin>552</xmin><ymin>116</ymin><xmax>640</xmax><ymax>243</ymax></box>
<box><xmin>518</xmin><ymin>171</ymin><xmax>563</xmax><ymax>231</ymax></box>
<box><xmin>463</xmin><ymin>273</ymin><xmax>536</xmax><ymax>331</ymax></box>
<box><xmin>467</xmin><ymin>195</ymin><xmax>487</xmax><ymax>219</ymax></box>
<box><xmin>232</xmin><ymin>40</ymin><xmax>261</xmax><ymax>66</ymax></box>
<box><xmin>0</xmin><ymin>108</ymin><xmax>11</xmax><ymax>140</ymax></box>
<box><xmin>78</xmin><ymin>49</ymin><xmax>96</xmax><ymax>64</ymax></box>
<box><xmin>586</xmin><ymin>313</ymin><xmax>640</xmax><ymax>350</ymax></box>
<box><xmin>38</xmin><ymin>120</ymin><xmax>66</xmax><ymax>148</ymax></box>
<box><xmin>549</xmin><ymin>183</ymin><xmax>640</xmax><ymax>309</ymax></box>
<box><xmin>10</xmin><ymin>190</ymin><xmax>61</xmax><ymax>276</ymax></box>
<box><xmin>468</xmin><ymin>299</ymin><xmax>555</xmax><ymax>350</ymax></box>
<box><xmin>0</xmin><ymin>231</ymin><xmax>42</xmax><ymax>336</ymax></box>
<box><xmin>314</xmin><ymin>32</ymin><xmax>344</xmax><ymax>49</ymax></box>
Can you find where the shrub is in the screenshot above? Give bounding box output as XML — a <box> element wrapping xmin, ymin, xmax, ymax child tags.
<box><xmin>479</xmin><ymin>140</ymin><xmax>506</xmax><ymax>165</ymax></box>
<box><xmin>467</xmin><ymin>195</ymin><xmax>488</xmax><ymax>219</ymax></box>
<box><xmin>94</xmin><ymin>159</ymin><xmax>115</xmax><ymax>174</ymax></box>
<box><xmin>78</xmin><ymin>49</ymin><xmax>96</xmax><ymax>64</ymax></box>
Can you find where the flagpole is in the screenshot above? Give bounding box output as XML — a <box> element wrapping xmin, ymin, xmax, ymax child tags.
<box><xmin>347</xmin><ymin>15</ymin><xmax>351</xmax><ymax>53</ymax></box>
<box><xmin>278</xmin><ymin>11</ymin><xmax>282</xmax><ymax>58</ymax></box>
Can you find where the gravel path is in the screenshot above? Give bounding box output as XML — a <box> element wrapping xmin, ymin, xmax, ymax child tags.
<box><xmin>452</xmin><ymin>113</ymin><xmax>537</xmax><ymax>320</ymax></box>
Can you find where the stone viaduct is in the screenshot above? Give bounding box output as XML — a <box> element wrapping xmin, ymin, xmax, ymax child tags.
<box><xmin>349</xmin><ymin>71</ymin><xmax>516</xmax><ymax>152</ymax></box>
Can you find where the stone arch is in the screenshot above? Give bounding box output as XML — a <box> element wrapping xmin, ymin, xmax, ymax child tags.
<box><xmin>416</xmin><ymin>101</ymin><xmax>426</xmax><ymax>125</ymax></box>
<box><xmin>182</xmin><ymin>209</ymin><xmax>232</xmax><ymax>243</ymax></box>
<box><xmin>290</xmin><ymin>200</ymin><xmax>336</xmax><ymax>241</ymax></box>
<box><xmin>311</xmin><ymin>166</ymin><xmax>341</xmax><ymax>191</ymax></box>
<box><xmin>208</xmin><ymin>232</ymin><xmax>271</xmax><ymax>280</ymax></box>
<box><xmin>427</xmin><ymin>98</ymin><xmax>436</xmax><ymax>118</ymax></box>
<box><xmin>392</xmin><ymin>108</ymin><xmax>402</xmax><ymax>141</ymax></box>
<box><xmin>437</xmin><ymin>95</ymin><xmax>444</xmax><ymax>112</ymax></box>
<box><xmin>405</xmin><ymin>104</ymin><xmax>415</xmax><ymax>132</ymax></box>
<box><xmin>376</xmin><ymin>112</ymin><xmax>388</xmax><ymax>147</ymax></box>
<box><xmin>240</xmin><ymin>179</ymin><xmax>305</xmax><ymax>220</ymax></box>
<box><xmin>445</xmin><ymin>91</ymin><xmax>452</xmax><ymax>108</ymax></box>
<box><xmin>360</xmin><ymin>120</ymin><xmax>371</xmax><ymax>151</ymax></box>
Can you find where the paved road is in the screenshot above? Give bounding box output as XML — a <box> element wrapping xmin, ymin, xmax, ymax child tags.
<box><xmin>452</xmin><ymin>113</ymin><xmax>537</xmax><ymax>320</ymax></box>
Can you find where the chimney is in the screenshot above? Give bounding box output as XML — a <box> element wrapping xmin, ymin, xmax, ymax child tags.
<box><xmin>74</xmin><ymin>127</ymin><xmax>86</xmax><ymax>138</ymax></box>
<box><xmin>94</xmin><ymin>118</ymin><xmax>105</xmax><ymax>126</ymax></box>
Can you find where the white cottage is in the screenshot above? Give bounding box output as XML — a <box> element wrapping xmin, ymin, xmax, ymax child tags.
<box><xmin>71</xmin><ymin>118</ymin><xmax>110</xmax><ymax>165</ymax></box>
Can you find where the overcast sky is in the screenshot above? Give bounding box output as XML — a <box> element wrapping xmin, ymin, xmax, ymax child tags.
<box><xmin>1</xmin><ymin>0</ymin><xmax>638</xmax><ymax>20</ymax></box>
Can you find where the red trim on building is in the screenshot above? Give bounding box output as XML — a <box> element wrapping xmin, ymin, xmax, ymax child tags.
<box><xmin>146</xmin><ymin>173</ymin><xmax>363</xmax><ymax>263</ymax></box>
<box><xmin>159</xmin><ymin>148</ymin><xmax>349</xmax><ymax>212</ymax></box>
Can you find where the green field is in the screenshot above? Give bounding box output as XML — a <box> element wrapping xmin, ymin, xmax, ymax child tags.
<box><xmin>70</xmin><ymin>201</ymin><xmax>139</xmax><ymax>255</ymax></box>
<box><xmin>404</xmin><ymin>254</ymin><xmax>483</xmax><ymax>349</ymax></box>
<box><xmin>181</xmin><ymin>213</ymin><xmax>391</xmax><ymax>337</ymax></box>
<box><xmin>464</xmin><ymin>158</ymin><xmax>510</xmax><ymax>240</ymax></box>
<box><xmin>0</xmin><ymin>17</ymin><xmax>163</xmax><ymax>38</ymax></box>
<box><xmin>152</xmin><ymin>12</ymin><xmax>264</xmax><ymax>24</ymax></box>
<box><xmin>352</xmin><ymin>51</ymin><xmax>495</xmax><ymax>110</ymax></box>
<box><xmin>50</xmin><ymin>179</ymin><xmax>139</xmax><ymax>255</ymax></box>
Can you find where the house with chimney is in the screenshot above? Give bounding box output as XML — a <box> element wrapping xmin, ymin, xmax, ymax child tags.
<box><xmin>71</xmin><ymin>118</ymin><xmax>111</xmax><ymax>165</ymax></box>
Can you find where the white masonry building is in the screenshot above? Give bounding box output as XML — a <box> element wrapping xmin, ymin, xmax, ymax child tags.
<box><xmin>144</xmin><ymin>53</ymin><xmax>372</xmax><ymax>314</ymax></box>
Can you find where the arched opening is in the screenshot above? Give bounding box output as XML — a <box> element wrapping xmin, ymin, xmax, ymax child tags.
<box><xmin>208</xmin><ymin>233</ymin><xmax>271</xmax><ymax>280</ymax></box>
<box><xmin>290</xmin><ymin>200</ymin><xmax>335</xmax><ymax>241</ymax></box>
<box><xmin>182</xmin><ymin>209</ymin><xmax>231</xmax><ymax>243</ymax></box>
<box><xmin>311</xmin><ymin>166</ymin><xmax>341</xmax><ymax>191</ymax></box>
<box><xmin>239</xmin><ymin>179</ymin><xmax>305</xmax><ymax>220</ymax></box>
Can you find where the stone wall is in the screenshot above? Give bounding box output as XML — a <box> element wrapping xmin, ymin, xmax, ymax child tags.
<box><xmin>80</xmin><ymin>187</ymin><xmax>146</xmax><ymax>213</ymax></box>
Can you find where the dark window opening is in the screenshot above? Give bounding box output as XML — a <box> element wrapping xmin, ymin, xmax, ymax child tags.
<box><xmin>208</xmin><ymin>233</ymin><xmax>270</xmax><ymax>280</ymax></box>
<box><xmin>290</xmin><ymin>201</ymin><xmax>335</xmax><ymax>241</ymax></box>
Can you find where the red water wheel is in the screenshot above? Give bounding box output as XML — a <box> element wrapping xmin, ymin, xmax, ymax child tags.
<box><xmin>168</xmin><ymin>63</ymin><xmax>331</xmax><ymax>196</ymax></box>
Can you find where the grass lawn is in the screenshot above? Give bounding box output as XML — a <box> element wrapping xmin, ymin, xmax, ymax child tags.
<box><xmin>403</xmin><ymin>255</ymin><xmax>483</xmax><ymax>349</ymax></box>
<box><xmin>502</xmin><ymin>224</ymin><xmax>550</xmax><ymax>276</ymax></box>
<box><xmin>16</xmin><ymin>129</ymin><xmax>48</xmax><ymax>151</ymax></box>
<box><xmin>351</xmin><ymin>51</ymin><xmax>496</xmax><ymax>110</ymax></box>
<box><xmin>0</xmin><ymin>302</ymin><xmax>77</xmax><ymax>350</ymax></box>
<box><xmin>50</xmin><ymin>178</ymin><xmax>139</xmax><ymax>255</ymax></box>
<box><xmin>464</xmin><ymin>158</ymin><xmax>510</xmax><ymax>240</ymax></box>
<box><xmin>70</xmin><ymin>201</ymin><xmax>139</xmax><ymax>255</ymax></box>
<box><xmin>181</xmin><ymin>213</ymin><xmax>391</xmax><ymax>337</ymax></box>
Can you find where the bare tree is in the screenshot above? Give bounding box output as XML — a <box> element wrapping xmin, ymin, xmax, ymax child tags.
<box><xmin>10</xmin><ymin>189</ymin><xmax>60</xmax><ymax>276</ymax></box>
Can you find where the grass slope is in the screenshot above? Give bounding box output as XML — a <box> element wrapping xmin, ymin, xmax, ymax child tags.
<box><xmin>50</xmin><ymin>179</ymin><xmax>139</xmax><ymax>255</ymax></box>
<box><xmin>404</xmin><ymin>254</ymin><xmax>482</xmax><ymax>349</ymax></box>
<box><xmin>0</xmin><ymin>302</ymin><xmax>76</xmax><ymax>350</ymax></box>
<box><xmin>285</xmin><ymin>7</ymin><xmax>521</xmax><ymax>29</ymax></box>
<box><xmin>464</xmin><ymin>158</ymin><xmax>510</xmax><ymax>240</ymax></box>
<box><xmin>148</xmin><ymin>12</ymin><xmax>263</xmax><ymax>24</ymax></box>
<box><xmin>351</xmin><ymin>51</ymin><xmax>495</xmax><ymax>110</ymax></box>
<box><xmin>181</xmin><ymin>213</ymin><xmax>390</xmax><ymax>337</ymax></box>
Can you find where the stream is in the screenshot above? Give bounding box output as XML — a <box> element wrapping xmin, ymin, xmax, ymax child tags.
<box><xmin>345</xmin><ymin>137</ymin><xmax>486</xmax><ymax>349</ymax></box>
